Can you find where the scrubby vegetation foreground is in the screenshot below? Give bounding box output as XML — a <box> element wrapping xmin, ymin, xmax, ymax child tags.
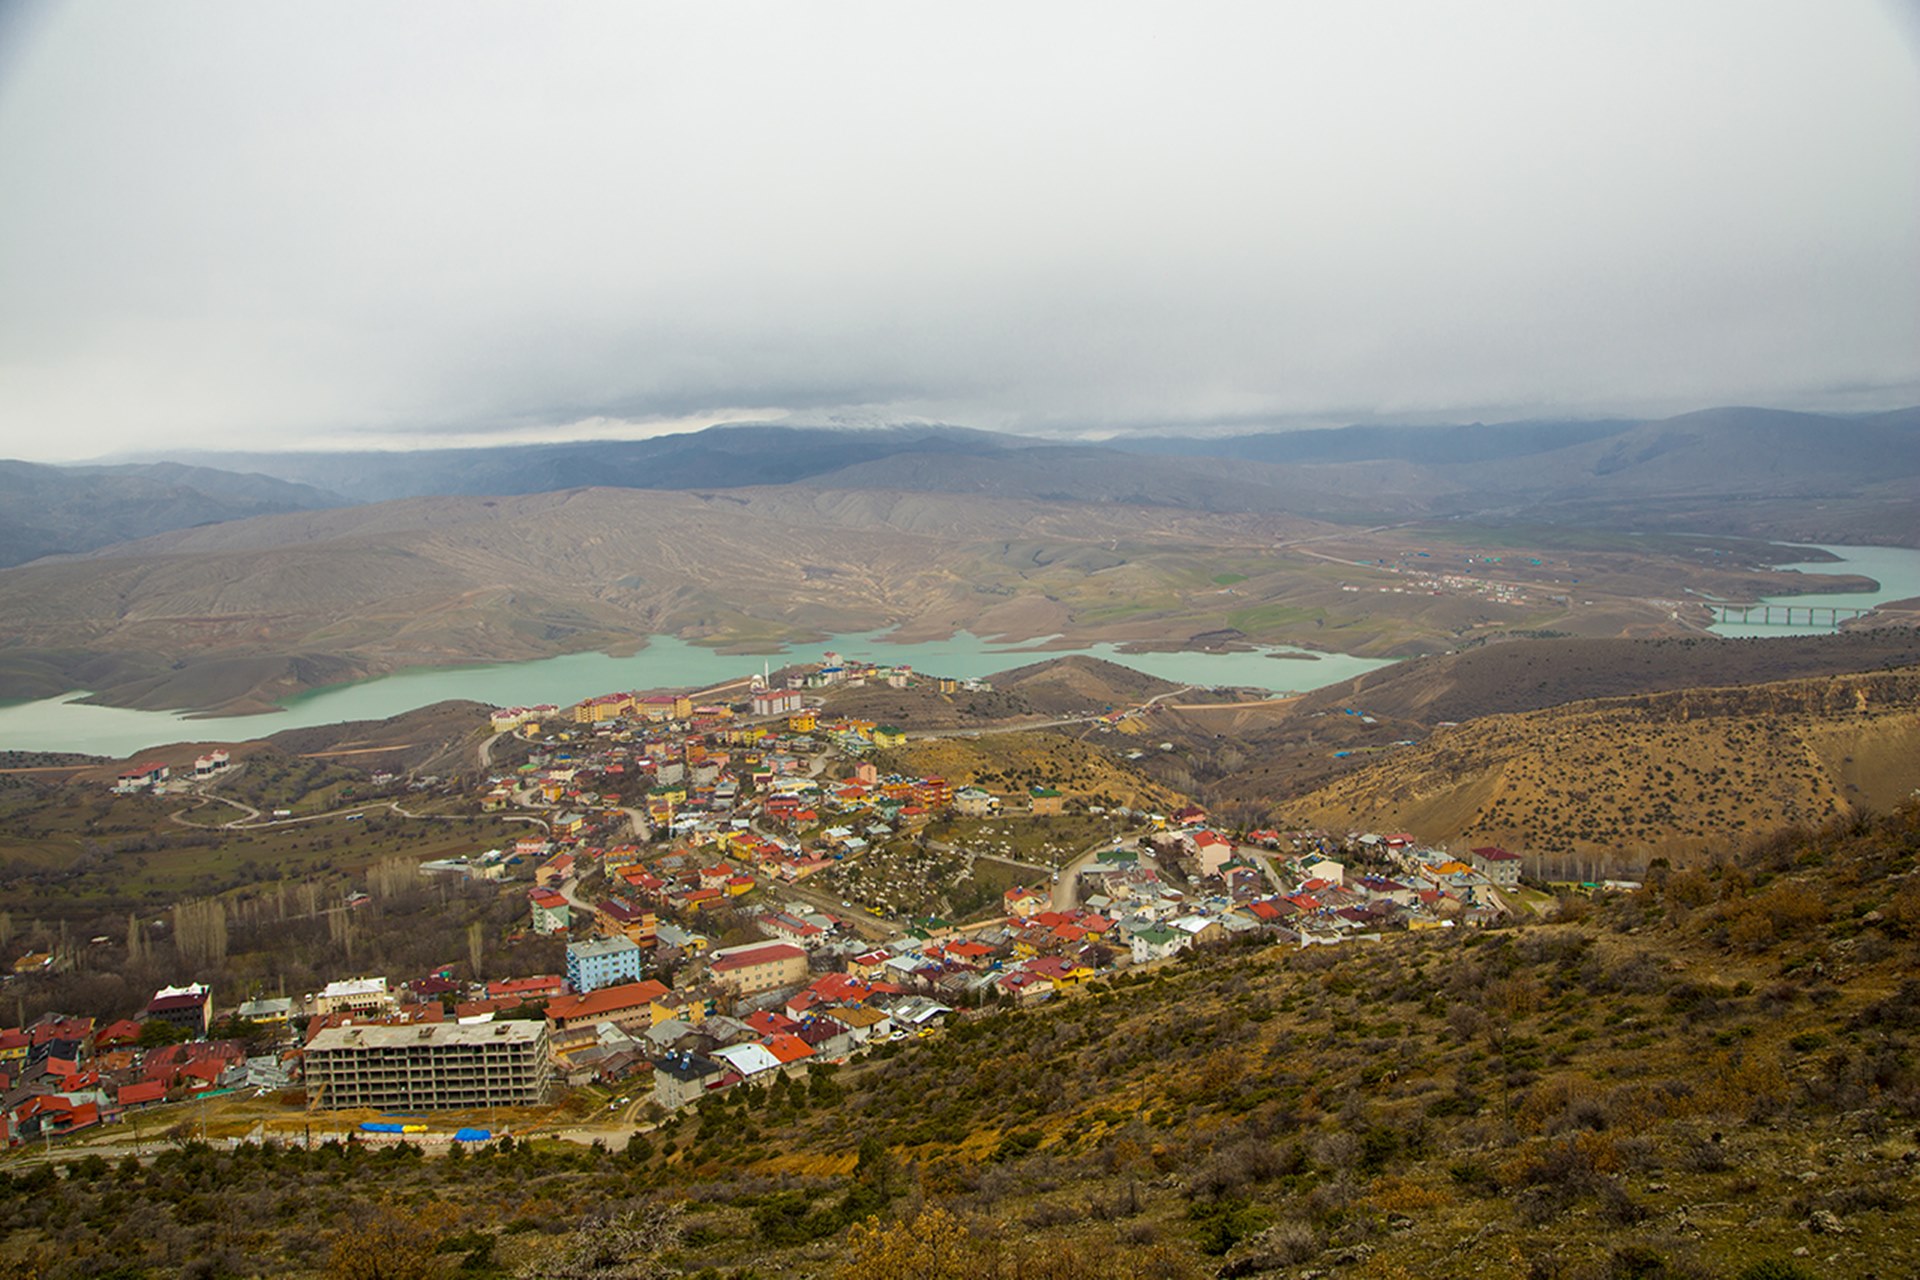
<box><xmin>8</xmin><ymin>806</ymin><xmax>1920</xmax><ymax>1280</ymax></box>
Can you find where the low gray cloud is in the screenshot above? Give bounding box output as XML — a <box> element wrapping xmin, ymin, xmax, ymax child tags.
<box><xmin>1</xmin><ymin>2</ymin><xmax>1915</xmax><ymax>460</ymax></box>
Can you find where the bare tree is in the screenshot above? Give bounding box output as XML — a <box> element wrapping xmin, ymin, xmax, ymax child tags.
<box><xmin>174</xmin><ymin>898</ymin><xmax>229</xmax><ymax>970</ymax></box>
<box><xmin>327</xmin><ymin>906</ymin><xmax>356</xmax><ymax>966</ymax></box>
<box><xmin>521</xmin><ymin>1203</ymin><xmax>685</xmax><ymax>1280</ymax></box>
<box><xmin>369</xmin><ymin>856</ymin><xmax>415</xmax><ymax>901</ymax></box>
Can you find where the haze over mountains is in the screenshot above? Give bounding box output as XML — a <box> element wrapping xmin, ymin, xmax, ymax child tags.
<box><xmin>9</xmin><ymin>403</ymin><xmax>1913</xmax><ymax>569</ymax></box>
<box><xmin>166</xmin><ymin>405</ymin><xmax>1920</xmax><ymax>517</ymax></box>
<box><xmin>0</xmin><ymin>459</ymin><xmax>341</xmax><ymax>568</ymax></box>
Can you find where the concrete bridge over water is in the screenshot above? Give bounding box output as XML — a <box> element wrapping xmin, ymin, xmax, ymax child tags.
<box><xmin>1714</xmin><ymin>604</ymin><xmax>1873</xmax><ymax>628</ymax></box>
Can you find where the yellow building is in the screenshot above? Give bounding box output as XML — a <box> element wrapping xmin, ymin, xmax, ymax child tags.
<box><xmin>650</xmin><ymin>986</ymin><xmax>717</xmax><ymax>1026</ymax></box>
<box><xmin>710</xmin><ymin>943</ymin><xmax>809</xmax><ymax>996</ymax></box>
<box><xmin>573</xmin><ymin>693</ymin><xmax>634</xmax><ymax>723</ymax></box>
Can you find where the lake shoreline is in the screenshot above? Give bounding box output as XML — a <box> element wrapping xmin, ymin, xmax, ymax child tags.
<box><xmin>8</xmin><ymin>542</ymin><xmax>1917</xmax><ymax>758</ymax></box>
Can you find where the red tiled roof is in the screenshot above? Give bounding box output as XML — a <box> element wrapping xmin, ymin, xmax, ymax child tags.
<box><xmin>118</xmin><ymin>1080</ymin><xmax>168</xmax><ymax>1106</ymax></box>
<box><xmin>545</xmin><ymin>980</ymin><xmax>671</xmax><ymax>1025</ymax></box>
<box><xmin>453</xmin><ymin>999</ymin><xmax>509</xmax><ymax>1019</ymax></box>
<box><xmin>710</xmin><ymin>943</ymin><xmax>805</xmax><ymax>973</ymax></box>
<box><xmin>97</xmin><ymin>1018</ymin><xmax>143</xmax><ymax>1046</ymax></box>
<box><xmin>32</xmin><ymin>1016</ymin><xmax>96</xmax><ymax>1043</ymax></box>
<box><xmin>761</xmin><ymin>1032</ymin><xmax>814</xmax><ymax>1064</ymax></box>
<box><xmin>745</xmin><ymin>1011</ymin><xmax>800</xmax><ymax>1036</ymax></box>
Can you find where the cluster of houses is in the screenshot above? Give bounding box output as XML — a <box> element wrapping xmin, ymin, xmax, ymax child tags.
<box><xmin>10</xmin><ymin>656</ymin><xmax>1540</xmax><ymax>1145</ymax></box>
<box><xmin>1117</xmin><ymin>823</ymin><xmax>1527</xmax><ymax>948</ymax></box>
<box><xmin>779</xmin><ymin>650</ymin><xmax>990</xmax><ymax>698</ymax></box>
<box><xmin>1337</xmin><ymin>548</ymin><xmax>1552</xmax><ymax>611</ymax></box>
<box><xmin>5</xmin><ymin>828</ymin><xmax>1530</xmax><ymax>1142</ymax></box>
<box><xmin>455</xmin><ymin>671</ymin><xmax>1536</xmax><ymax>1107</ymax></box>
<box><xmin>481</xmin><ymin>673</ymin><xmax>1078</xmax><ymax>948</ymax></box>
<box><xmin>0</xmin><ymin>983</ymin><xmax>299</xmax><ymax>1146</ymax></box>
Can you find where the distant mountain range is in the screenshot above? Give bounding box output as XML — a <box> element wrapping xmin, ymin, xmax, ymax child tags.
<box><xmin>0</xmin><ymin>460</ymin><xmax>340</xmax><ymax>568</ymax></box>
<box><xmin>170</xmin><ymin>424</ymin><xmax>1043</xmax><ymax>503</ymax></box>
<box><xmin>11</xmin><ymin>406</ymin><xmax>1912</xmax><ymax>566</ymax></box>
<box><xmin>121</xmin><ymin>403</ymin><xmax>1920</xmax><ymax>530</ymax></box>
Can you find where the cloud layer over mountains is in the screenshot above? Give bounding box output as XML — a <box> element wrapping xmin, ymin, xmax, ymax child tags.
<box><xmin>1</xmin><ymin>3</ymin><xmax>1916</xmax><ymax>458</ymax></box>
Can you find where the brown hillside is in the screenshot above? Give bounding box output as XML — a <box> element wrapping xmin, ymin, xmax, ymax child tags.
<box><xmin>820</xmin><ymin>657</ymin><xmax>1179</xmax><ymax>729</ymax></box>
<box><xmin>1297</xmin><ymin>629</ymin><xmax>1920</xmax><ymax>725</ymax></box>
<box><xmin>988</xmin><ymin>655</ymin><xmax>1183</xmax><ymax>713</ymax></box>
<box><xmin>817</xmin><ymin>681</ymin><xmax>1042</xmax><ymax>730</ymax></box>
<box><xmin>0</xmin><ymin>488</ymin><xmax>1361</xmax><ymax>710</ymax></box>
<box><xmin>1276</xmin><ymin>665</ymin><xmax>1920</xmax><ymax>874</ymax></box>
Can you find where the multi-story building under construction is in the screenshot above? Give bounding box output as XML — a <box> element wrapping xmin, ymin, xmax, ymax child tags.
<box><xmin>303</xmin><ymin>1021</ymin><xmax>552</xmax><ymax>1111</ymax></box>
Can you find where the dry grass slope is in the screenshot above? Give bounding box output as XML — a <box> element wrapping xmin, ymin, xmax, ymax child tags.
<box><xmin>7</xmin><ymin>807</ymin><xmax>1920</xmax><ymax>1278</ymax></box>
<box><xmin>1277</xmin><ymin>666</ymin><xmax>1920</xmax><ymax>872</ymax></box>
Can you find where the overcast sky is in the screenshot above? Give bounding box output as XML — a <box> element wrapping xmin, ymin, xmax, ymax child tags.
<box><xmin>1</xmin><ymin>2</ymin><xmax>1916</xmax><ymax>461</ymax></box>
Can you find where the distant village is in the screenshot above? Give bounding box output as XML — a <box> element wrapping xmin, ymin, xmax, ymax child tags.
<box><xmin>5</xmin><ymin>652</ymin><xmax>1557</xmax><ymax>1151</ymax></box>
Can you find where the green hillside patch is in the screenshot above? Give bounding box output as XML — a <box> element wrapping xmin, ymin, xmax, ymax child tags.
<box><xmin>1225</xmin><ymin>602</ymin><xmax>1321</xmax><ymax>633</ymax></box>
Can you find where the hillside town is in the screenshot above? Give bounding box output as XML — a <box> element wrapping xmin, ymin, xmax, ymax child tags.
<box><xmin>4</xmin><ymin>655</ymin><xmax>1541</xmax><ymax>1151</ymax></box>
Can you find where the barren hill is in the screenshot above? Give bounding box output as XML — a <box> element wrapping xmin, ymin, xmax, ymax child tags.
<box><xmin>1275</xmin><ymin>665</ymin><xmax>1920</xmax><ymax>872</ymax></box>
<box><xmin>1297</xmin><ymin>629</ymin><xmax>1920</xmax><ymax>724</ymax></box>
<box><xmin>1125</xmin><ymin>632</ymin><xmax>1920</xmax><ymax>828</ymax></box>
<box><xmin>0</xmin><ymin>487</ymin><xmax>1365</xmax><ymax>710</ymax></box>
<box><xmin>987</xmin><ymin>655</ymin><xmax>1183</xmax><ymax>714</ymax></box>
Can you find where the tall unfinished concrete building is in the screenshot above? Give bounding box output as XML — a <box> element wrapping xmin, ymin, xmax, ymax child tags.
<box><xmin>304</xmin><ymin>1021</ymin><xmax>552</xmax><ymax>1111</ymax></box>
